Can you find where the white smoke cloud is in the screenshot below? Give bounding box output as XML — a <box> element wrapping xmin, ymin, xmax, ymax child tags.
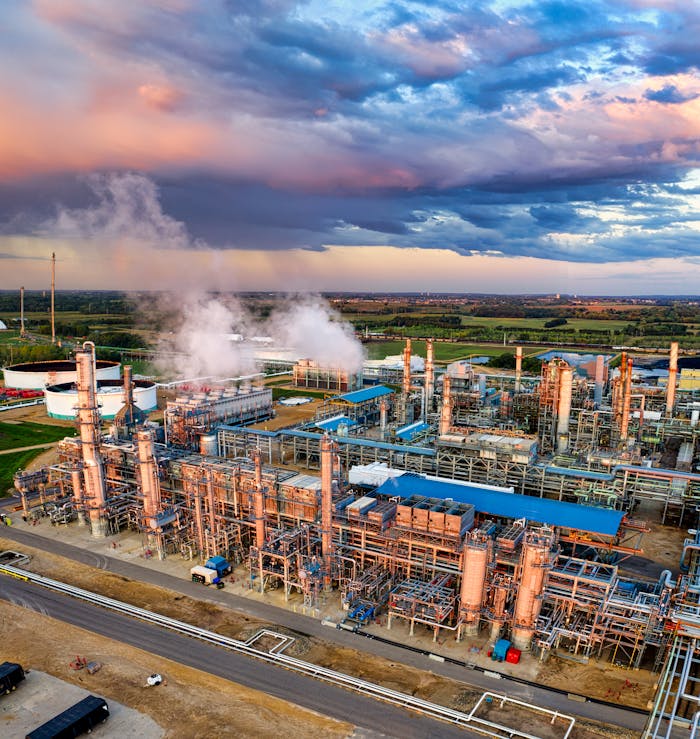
<box><xmin>42</xmin><ymin>172</ymin><xmax>199</xmax><ymax>248</ymax></box>
<box><xmin>158</xmin><ymin>293</ymin><xmax>365</xmax><ymax>380</ymax></box>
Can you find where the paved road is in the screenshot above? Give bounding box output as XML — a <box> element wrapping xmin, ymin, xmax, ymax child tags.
<box><xmin>0</xmin><ymin>526</ymin><xmax>651</xmax><ymax>735</ymax></box>
<box><xmin>0</xmin><ymin>576</ymin><xmax>479</xmax><ymax>739</ymax></box>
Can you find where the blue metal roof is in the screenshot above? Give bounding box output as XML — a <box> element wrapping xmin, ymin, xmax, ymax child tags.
<box><xmin>337</xmin><ymin>385</ymin><xmax>394</xmax><ymax>404</ymax></box>
<box><xmin>374</xmin><ymin>475</ymin><xmax>624</xmax><ymax>536</ymax></box>
<box><xmin>313</xmin><ymin>415</ymin><xmax>357</xmax><ymax>433</ymax></box>
<box><xmin>396</xmin><ymin>421</ymin><xmax>430</xmax><ymax>441</ymax></box>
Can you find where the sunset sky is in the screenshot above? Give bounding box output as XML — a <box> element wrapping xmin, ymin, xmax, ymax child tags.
<box><xmin>2</xmin><ymin>0</ymin><xmax>700</xmax><ymax>293</ymax></box>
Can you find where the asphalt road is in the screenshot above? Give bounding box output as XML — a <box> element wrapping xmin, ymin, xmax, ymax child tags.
<box><xmin>0</xmin><ymin>576</ymin><xmax>478</xmax><ymax>739</ymax></box>
<box><xmin>0</xmin><ymin>525</ymin><xmax>651</xmax><ymax>735</ymax></box>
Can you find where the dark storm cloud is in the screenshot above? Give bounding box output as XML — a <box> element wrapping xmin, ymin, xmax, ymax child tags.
<box><xmin>2</xmin><ymin>0</ymin><xmax>700</xmax><ymax>270</ymax></box>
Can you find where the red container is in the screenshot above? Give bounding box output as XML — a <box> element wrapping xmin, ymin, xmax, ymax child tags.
<box><xmin>505</xmin><ymin>647</ymin><xmax>521</xmax><ymax>664</ymax></box>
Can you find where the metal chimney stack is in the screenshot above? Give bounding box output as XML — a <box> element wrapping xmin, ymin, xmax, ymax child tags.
<box><xmin>425</xmin><ymin>338</ymin><xmax>435</xmax><ymax>411</ymax></box>
<box><xmin>50</xmin><ymin>252</ymin><xmax>56</xmax><ymax>344</ymax></box>
<box><xmin>379</xmin><ymin>398</ymin><xmax>387</xmax><ymax>441</ymax></box>
<box><xmin>515</xmin><ymin>346</ymin><xmax>523</xmax><ymax>393</ymax></box>
<box><xmin>439</xmin><ymin>374</ymin><xmax>452</xmax><ymax>436</ymax></box>
<box><xmin>666</xmin><ymin>342</ymin><xmax>678</xmax><ymax>417</ymax></box>
<box><xmin>20</xmin><ymin>286</ymin><xmax>25</xmax><ymax>338</ymax></box>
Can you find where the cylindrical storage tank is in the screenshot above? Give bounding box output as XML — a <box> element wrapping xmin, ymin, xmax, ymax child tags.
<box><xmin>3</xmin><ymin>359</ymin><xmax>120</xmax><ymax>390</ymax></box>
<box><xmin>45</xmin><ymin>379</ymin><xmax>157</xmax><ymax>419</ymax></box>
<box><xmin>199</xmin><ymin>433</ymin><xmax>219</xmax><ymax>456</ymax></box>
<box><xmin>460</xmin><ymin>534</ymin><xmax>490</xmax><ymax>636</ymax></box>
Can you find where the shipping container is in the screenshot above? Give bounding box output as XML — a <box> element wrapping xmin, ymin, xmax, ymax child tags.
<box><xmin>26</xmin><ymin>695</ymin><xmax>109</xmax><ymax>739</ymax></box>
<box><xmin>0</xmin><ymin>662</ymin><xmax>25</xmax><ymax>695</ymax></box>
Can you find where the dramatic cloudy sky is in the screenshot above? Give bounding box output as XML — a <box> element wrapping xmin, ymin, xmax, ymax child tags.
<box><xmin>2</xmin><ymin>0</ymin><xmax>700</xmax><ymax>293</ymax></box>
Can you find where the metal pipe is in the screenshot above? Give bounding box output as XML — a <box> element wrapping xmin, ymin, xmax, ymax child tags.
<box><xmin>425</xmin><ymin>339</ymin><xmax>435</xmax><ymax>410</ymax></box>
<box><xmin>515</xmin><ymin>346</ymin><xmax>522</xmax><ymax>393</ymax></box>
<box><xmin>666</xmin><ymin>341</ymin><xmax>678</xmax><ymax>417</ymax></box>
<box><xmin>556</xmin><ymin>365</ymin><xmax>573</xmax><ymax>453</ymax></box>
<box><xmin>439</xmin><ymin>374</ymin><xmax>452</xmax><ymax>436</ymax></box>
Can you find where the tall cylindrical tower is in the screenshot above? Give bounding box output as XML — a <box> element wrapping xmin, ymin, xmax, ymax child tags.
<box><xmin>459</xmin><ymin>532</ymin><xmax>490</xmax><ymax>637</ymax></box>
<box><xmin>556</xmin><ymin>364</ymin><xmax>573</xmax><ymax>453</ymax></box>
<box><xmin>75</xmin><ymin>342</ymin><xmax>107</xmax><ymax>537</ymax></box>
<box><xmin>321</xmin><ymin>435</ymin><xmax>335</xmax><ymax>588</ymax></box>
<box><xmin>439</xmin><ymin>374</ymin><xmax>452</xmax><ymax>436</ymax></box>
<box><xmin>666</xmin><ymin>342</ymin><xmax>678</xmax><ymax>417</ymax></box>
<box><xmin>425</xmin><ymin>338</ymin><xmax>435</xmax><ymax>411</ymax></box>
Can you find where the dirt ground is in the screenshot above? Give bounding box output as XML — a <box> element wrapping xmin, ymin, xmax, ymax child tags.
<box><xmin>0</xmin><ymin>537</ymin><xmax>639</xmax><ymax>739</ymax></box>
<box><xmin>0</xmin><ymin>601</ymin><xmax>350</xmax><ymax>739</ymax></box>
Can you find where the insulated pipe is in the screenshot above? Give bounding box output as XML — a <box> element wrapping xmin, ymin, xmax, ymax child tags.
<box><xmin>75</xmin><ymin>342</ymin><xmax>108</xmax><ymax>537</ymax></box>
<box><xmin>556</xmin><ymin>364</ymin><xmax>573</xmax><ymax>453</ymax></box>
<box><xmin>379</xmin><ymin>398</ymin><xmax>387</xmax><ymax>441</ymax></box>
<box><xmin>515</xmin><ymin>346</ymin><xmax>523</xmax><ymax>393</ymax></box>
<box><xmin>402</xmin><ymin>338</ymin><xmax>412</xmax><ymax>397</ymax></box>
<box><xmin>252</xmin><ymin>450</ymin><xmax>265</xmax><ymax>549</ymax></box>
<box><xmin>460</xmin><ymin>533</ymin><xmax>490</xmax><ymax>636</ymax></box>
<box><xmin>511</xmin><ymin>530</ymin><xmax>553</xmax><ymax>651</ymax></box>
<box><xmin>321</xmin><ymin>435</ymin><xmax>335</xmax><ymax>588</ymax></box>
<box><xmin>620</xmin><ymin>357</ymin><xmax>633</xmax><ymax>442</ymax></box>
<box><xmin>425</xmin><ymin>339</ymin><xmax>435</xmax><ymax>410</ymax></box>
<box><xmin>439</xmin><ymin>374</ymin><xmax>452</xmax><ymax>436</ymax></box>
<box><xmin>594</xmin><ymin>355</ymin><xmax>605</xmax><ymax>408</ymax></box>
<box><xmin>666</xmin><ymin>341</ymin><xmax>678</xmax><ymax>417</ymax></box>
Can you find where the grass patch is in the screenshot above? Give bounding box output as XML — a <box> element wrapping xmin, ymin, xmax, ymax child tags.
<box><xmin>0</xmin><ymin>421</ymin><xmax>75</xmax><ymax>452</ymax></box>
<box><xmin>0</xmin><ymin>449</ymin><xmax>46</xmax><ymax>496</ymax></box>
<box><xmin>272</xmin><ymin>387</ymin><xmax>328</xmax><ymax>400</ymax></box>
<box><xmin>365</xmin><ymin>340</ymin><xmax>520</xmax><ymax>362</ymax></box>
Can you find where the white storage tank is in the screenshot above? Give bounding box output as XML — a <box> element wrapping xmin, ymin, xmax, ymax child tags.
<box><xmin>45</xmin><ymin>379</ymin><xmax>157</xmax><ymax>420</ymax></box>
<box><xmin>3</xmin><ymin>359</ymin><xmax>120</xmax><ymax>389</ymax></box>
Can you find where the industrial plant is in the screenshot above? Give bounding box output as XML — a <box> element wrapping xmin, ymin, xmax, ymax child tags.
<box><xmin>11</xmin><ymin>334</ymin><xmax>700</xmax><ymax>737</ymax></box>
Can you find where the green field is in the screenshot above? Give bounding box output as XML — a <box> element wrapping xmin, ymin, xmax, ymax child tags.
<box><xmin>0</xmin><ymin>422</ymin><xmax>75</xmax><ymax>452</ymax></box>
<box><xmin>457</xmin><ymin>316</ymin><xmax>630</xmax><ymax>331</ymax></box>
<box><xmin>272</xmin><ymin>387</ymin><xmax>327</xmax><ymax>400</ymax></box>
<box><xmin>0</xmin><ymin>449</ymin><xmax>45</xmax><ymax>496</ymax></box>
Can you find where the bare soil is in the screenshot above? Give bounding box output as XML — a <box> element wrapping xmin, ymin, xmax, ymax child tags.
<box><xmin>0</xmin><ymin>601</ymin><xmax>350</xmax><ymax>739</ymax></box>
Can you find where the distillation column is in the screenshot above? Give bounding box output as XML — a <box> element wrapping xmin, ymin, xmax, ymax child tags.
<box><xmin>19</xmin><ymin>286</ymin><xmax>25</xmax><ymax>338</ymax></box>
<box><xmin>666</xmin><ymin>342</ymin><xmax>678</xmax><ymax>417</ymax></box>
<box><xmin>136</xmin><ymin>428</ymin><xmax>165</xmax><ymax>558</ymax></box>
<box><xmin>321</xmin><ymin>436</ymin><xmax>336</xmax><ymax>588</ymax></box>
<box><xmin>459</xmin><ymin>531</ymin><xmax>491</xmax><ymax>637</ymax></box>
<box><xmin>556</xmin><ymin>364</ymin><xmax>573</xmax><ymax>453</ymax></box>
<box><xmin>425</xmin><ymin>339</ymin><xmax>435</xmax><ymax>412</ymax></box>
<box><xmin>620</xmin><ymin>357</ymin><xmax>633</xmax><ymax>442</ymax></box>
<box><xmin>379</xmin><ymin>398</ymin><xmax>387</xmax><ymax>441</ymax></box>
<box><xmin>50</xmin><ymin>252</ymin><xmax>56</xmax><ymax>344</ymax></box>
<box><xmin>252</xmin><ymin>450</ymin><xmax>266</xmax><ymax>550</ymax></box>
<box><xmin>515</xmin><ymin>346</ymin><xmax>523</xmax><ymax>393</ymax></box>
<box><xmin>70</xmin><ymin>465</ymin><xmax>86</xmax><ymax>526</ymax></box>
<box><xmin>594</xmin><ymin>354</ymin><xmax>605</xmax><ymax>408</ymax></box>
<box><xmin>75</xmin><ymin>342</ymin><xmax>108</xmax><ymax>537</ymax></box>
<box><xmin>439</xmin><ymin>374</ymin><xmax>452</xmax><ymax>436</ymax></box>
<box><xmin>511</xmin><ymin>529</ymin><xmax>554</xmax><ymax>651</ymax></box>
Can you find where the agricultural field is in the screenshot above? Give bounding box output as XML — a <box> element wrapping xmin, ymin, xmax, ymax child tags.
<box><xmin>364</xmin><ymin>340</ymin><xmax>550</xmax><ymax>362</ymax></box>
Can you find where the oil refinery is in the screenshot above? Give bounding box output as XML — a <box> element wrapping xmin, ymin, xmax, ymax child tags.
<box><xmin>11</xmin><ymin>336</ymin><xmax>700</xmax><ymax>737</ymax></box>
